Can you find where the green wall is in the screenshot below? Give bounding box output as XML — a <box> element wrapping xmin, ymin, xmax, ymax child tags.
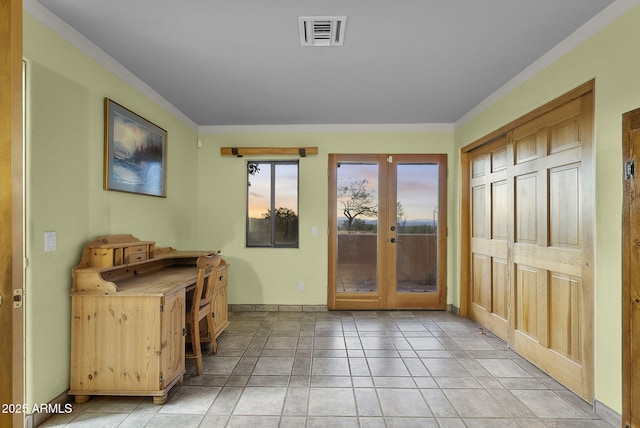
<box><xmin>455</xmin><ymin>2</ymin><xmax>640</xmax><ymax>415</ymax></box>
<box><xmin>23</xmin><ymin>0</ymin><xmax>640</xmax><ymax>418</ymax></box>
<box><xmin>196</xmin><ymin>132</ymin><xmax>456</xmax><ymax>306</ymax></box>
<box><xmin>23</xmin><ymin>14</ymin><xmax>200</xmax><ymax>408</ymax></box>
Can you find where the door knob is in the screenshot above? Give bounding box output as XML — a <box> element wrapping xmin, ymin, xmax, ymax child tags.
<box><xmin>390</xmin><ymin>238</ymin><xmax>396</xmax><ymax>243</ymax></box>
<box><xmin>390</xmin><ymin>226</ymin><xmax>396</xmax><ymax>231</ymax></box>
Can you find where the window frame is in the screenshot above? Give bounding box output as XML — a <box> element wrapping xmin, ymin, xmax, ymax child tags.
<box><xmin>246</xmin><ymin>160</ymin><xmax>299</xmax><ymax>248</ymax></box>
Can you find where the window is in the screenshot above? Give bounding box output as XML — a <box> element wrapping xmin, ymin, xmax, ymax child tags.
<box><xmin>246</xmin><ymin>161</ymin><xmax>299</xmax><ymax>248</ymax></box>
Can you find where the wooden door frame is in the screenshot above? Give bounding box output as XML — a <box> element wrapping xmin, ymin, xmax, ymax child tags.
<box><xmin>328</xmin><ymin>153</ymin><xmax>447</xmax><ymax>310</ymax></box>
<box><xmin>1</xmin><ymin>0</ymin><xmax>24</xmax><ymax>427</ymax></box>
<box><xmin>622</xmin><ymin>107</ymin><xmax>640</xmax><ymax>428</ymax></box>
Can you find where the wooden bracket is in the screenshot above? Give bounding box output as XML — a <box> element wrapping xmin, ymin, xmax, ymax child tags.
<box><xmin>221</xmin><ymin>147</ymin><xmax>318</xmax><ymax>157</ymax></box>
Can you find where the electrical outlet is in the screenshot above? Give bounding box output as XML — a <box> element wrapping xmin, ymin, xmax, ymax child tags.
<box><xmin>297</xmin><ymin>281</ymin><xmax>304</xmax><ymax>291</ymax></box>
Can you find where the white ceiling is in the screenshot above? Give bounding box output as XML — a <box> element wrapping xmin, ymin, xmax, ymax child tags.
<box><xmin>32</xmin><ymin>0</ymin><xmax>616</xmax><ymax>127</ymax></box>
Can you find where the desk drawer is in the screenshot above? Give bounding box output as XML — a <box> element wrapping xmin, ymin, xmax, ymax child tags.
<box><xmin>124</xmin><ymin>245</ymin><xmax>150</xmax><ymax>263</ymax></box>
<box><xmin>125</xmin><ymin>252</ymin><xmax>148</xmax><ymax>263</ymax></box>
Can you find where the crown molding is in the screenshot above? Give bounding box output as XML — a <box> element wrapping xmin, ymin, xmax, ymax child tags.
<box><xmin>199</xmin><ymin>123</ymin><xmax>454</xmax><ymax>134</ymax></box>
<box><xmin>455</xmin><ymin>0</ymin><xmax>640</xmax><ymax>128</ymax></box>
<box><xmin>23</xmin><ymin>0</ymin><xmax>198</xmax><ymax>131</ymax></box>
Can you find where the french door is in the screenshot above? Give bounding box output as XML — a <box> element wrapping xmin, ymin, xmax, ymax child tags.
<box><xmin>328</xmin><ymin>154</ymin><xmax>447</xmax><ymax>310</ymax></box>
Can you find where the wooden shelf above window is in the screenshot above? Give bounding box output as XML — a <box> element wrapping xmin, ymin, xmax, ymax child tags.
<box><xmin>220</xmin><ymin>147</ymin><xmax>318</xmax><ymax>157</ymax></box>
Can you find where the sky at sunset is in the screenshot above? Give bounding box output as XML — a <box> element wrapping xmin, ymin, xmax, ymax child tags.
<box><xmin>248</xmin><ymin>163</ymin><xmax>298</xmax><ymax>219</ymax></box>
<box><xmin>337</xmin><ymin>162</ymin><xmax>439</xmax><ymax>222</ymax></box>
<box><xmin>247</xmin><ymin>161</ymin><xmax>439</xmax><ymax>222</ymax></box>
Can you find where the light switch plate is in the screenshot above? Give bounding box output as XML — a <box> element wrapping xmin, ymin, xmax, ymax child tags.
<box><xmin>44</xmin><ymin>231</ymin><xmax>56</xmax><ymax>252</ymax></box>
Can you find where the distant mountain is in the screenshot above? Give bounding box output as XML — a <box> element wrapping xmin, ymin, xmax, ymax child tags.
<box><xmin>397</xmin><ymin>219</ymin><xmax>437</xmax><ymax>227</ymax></box>
<box><xmin>338</xmin><ymin>218</ymin><xmax>437</xmax><ymax>227</ymax></box>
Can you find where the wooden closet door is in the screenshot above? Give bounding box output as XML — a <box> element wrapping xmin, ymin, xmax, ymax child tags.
<box><xmin>468</xmin><ymin>136</ymin><xmax>511</xmax><ymax>341</ymax></box>
<box><xmin>466</xmin><ymin>87</ymin><xmax>594</xmax><ymax>402</ymax></box>
<box><xmin>510</xmin><ymin>94</ymin><xmax>593</xmax><ymax>401</ymax></box>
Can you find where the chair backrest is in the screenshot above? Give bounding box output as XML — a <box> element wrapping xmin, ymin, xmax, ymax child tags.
<box><xmin>191</xmin><ymin>254</ymin><xmax>223</xmax><ymax>313</ymax></box>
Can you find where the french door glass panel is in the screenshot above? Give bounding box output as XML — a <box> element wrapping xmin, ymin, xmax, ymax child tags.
<box><xmin>336</xmin><ymin>162</ymin><xmax>379</xmax><ymax>293</ymax></box>
<box><xmin>395</xmin><ymin>163</ymin><xmax>440</xmax><ymax>294</ymax></box>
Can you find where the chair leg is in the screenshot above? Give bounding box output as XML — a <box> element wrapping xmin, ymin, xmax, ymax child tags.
<box><xmin>192</xmin><ymin>316</ymin><xmax>203</xmax><ymax>375</ymax></box>
<box><xmin>206</xmin><ymin>313</ymin><xmax>218</xmax><ymax>354</ymax></box>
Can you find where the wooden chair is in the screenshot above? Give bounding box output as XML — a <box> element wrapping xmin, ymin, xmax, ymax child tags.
<box><xmin>185</xmin><ymin>254</ymin><xmax>222</xmax><ymax>375</ymax></box>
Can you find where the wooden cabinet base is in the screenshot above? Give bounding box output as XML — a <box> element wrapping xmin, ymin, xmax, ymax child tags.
<box><xmin>69</xmin><ymin>291</ymin><xmax>186</xmax><ymax>405</ymax></box>
<box><xmin>69</xmin><ymin>374</ymin><xmax>184</xmax><ymax>405</ymax></box>
<box><xmin>153</xmin><ymin>394</ymin><xmax>168</xmax><ymax>405</ymax></box>
<box><xmin>73</xmin><ymin>395</ymin><xmax>90</xmax><ymax>405</ymax></box>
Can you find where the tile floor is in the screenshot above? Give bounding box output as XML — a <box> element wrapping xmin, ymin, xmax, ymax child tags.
<box><xmin>41</xmin><ymin>310</ymin><xmax>612</xmax><ymax>427</ymax></box>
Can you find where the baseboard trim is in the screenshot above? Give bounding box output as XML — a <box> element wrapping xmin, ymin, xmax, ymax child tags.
<box><xmin>24</xmin><ymin>390</ymin><xmax>72</xmax><ymax>428</ymax></box>
<box><xmin>230</xmin><ymin>304</ymin><xmax>459</xmax><ymax>313</ymax></box>
<box><xmin>447</xmin><ymin>304</ymin><xmax>460</xmax><ymax>316</ymax></box>
<box><xmin>594</xmin><ymin>399</ymin><xmax>621</xmax><ymax>427</ymax></box>
<box><xmin>229</xmin><ymin>304</ymin><xmax>327</xmax><ymax>312</ymax></box>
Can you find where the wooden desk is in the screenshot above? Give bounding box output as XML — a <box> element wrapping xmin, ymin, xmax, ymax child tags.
<box><xmin>69</xmin><ymin>235</ymin><xmax>229</xmax><ymax>405</ymax></box>
<box><xmin>113</xmin><ymin>266</ymin><xmax>200</xmax><ymax>295</ymax></box>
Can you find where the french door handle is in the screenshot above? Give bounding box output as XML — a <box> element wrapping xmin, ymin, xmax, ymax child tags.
<box><xmin>390</xmin><ymin>238</ymin><xmax>396</xmax><ymax>243</ymax></box>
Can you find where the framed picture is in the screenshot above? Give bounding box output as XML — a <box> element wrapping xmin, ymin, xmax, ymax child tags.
<box><xmin>104</xmin><ymin>98</ymin><xmax>167</xmax><ymax>197</ymax></box>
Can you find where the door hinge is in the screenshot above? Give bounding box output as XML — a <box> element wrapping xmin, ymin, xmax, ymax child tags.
<box><xmin>159</xmin><ymin>373</ymin><xmax>163</xmax><ymax>388</ymax></box>
<box><xmin>13</xmin><ymin>289</ymin><xmax>23</xmax><ymax>308</ymax></box>
<box><xmin>160</xmin><ymin>302</ymin><xmax>163</xmax><ymax>313</ymax></box>
<box><xmin>625</xmin><ymin>159</ymin><xmax>635</xmax><ymax>179</ymax></box>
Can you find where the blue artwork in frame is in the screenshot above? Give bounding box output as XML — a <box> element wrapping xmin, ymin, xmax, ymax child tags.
<box><xmin>104</xmin><ymin>98</ymin><xmax>167</xmax><ymax>197</ymax></box>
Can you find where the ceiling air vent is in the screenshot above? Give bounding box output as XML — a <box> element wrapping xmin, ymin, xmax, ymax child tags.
<box><xmin>298</xmin><ymin>16</ymin><xmax>347</xmax><ymax>46</ymax></box>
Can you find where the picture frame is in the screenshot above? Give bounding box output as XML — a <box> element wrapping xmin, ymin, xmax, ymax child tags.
<box><xmin>104</xmin><ymin>98</ymin><xmax>167</xmax><ymax>197</ymax></box>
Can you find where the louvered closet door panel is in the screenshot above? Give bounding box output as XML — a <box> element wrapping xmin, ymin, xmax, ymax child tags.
<box><xmin>466</xmin><ymin>89</ymin><xmax>594</xmax><ymax>402</ymax></box>
<box><xmin>468</xmin><ymin>136</ymin><xmax>511</xmax><ymax>341</ymax></box>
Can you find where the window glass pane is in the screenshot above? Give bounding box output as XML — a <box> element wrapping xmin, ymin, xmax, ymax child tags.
<box><xmin>247</xmin><ymin>163</ymin><xmax>272</xmax><ymax>246</ymax></box>
<box><xmin>274</xmin><ymin>163</ymin><xmax>298</xmax><ymax>246</ymax></box>
<box><xmin>246</xmin><ymin>161</ymin><xmax>299</xmax><ymax>248</ymax></box>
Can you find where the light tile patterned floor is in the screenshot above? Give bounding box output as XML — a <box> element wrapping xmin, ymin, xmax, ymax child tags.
<box><xmin>41</xmin><ymin>310</ymin><xmax>612</xmax><ymax>427</ymax></box>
